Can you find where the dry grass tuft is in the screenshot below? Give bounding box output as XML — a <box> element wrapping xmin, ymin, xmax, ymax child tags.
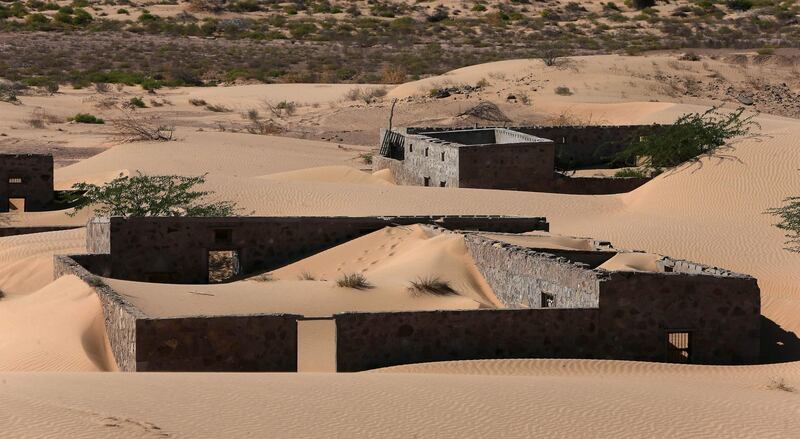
<box><xmin>110</xmin><ymin>109</ymin><xmax>174</xmax><ymax>142</ymax></box>
<box><xmin>408</xmin><ymin>276</ymin><xmax>458</xmax><ymax>297</ymax></box>
<box><xmin>336</xmin><ymin>272</ymin><xmax>373</xmax><ymax>290</ymax></box>
<box><xmin>299</xmin><ymin>271</ymin><xmax>316</xmax><ymax>281</ymax></box>
<box><xmin>767</xmin><ymin>377</ymin><xmax>796</xmax><ymax>392</ymax></box>
<box><xmin>248</xmin><ymin>273</ymin><xmax>274</xmax><ymax>282</ymax></box>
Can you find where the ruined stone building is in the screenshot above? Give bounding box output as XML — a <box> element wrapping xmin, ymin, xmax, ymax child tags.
<box><xmin>0</xmin><ymin>153</ymin><xmax>54</xmax><ymax>212</ymax></box>
<box><xmin>373</xmin><ymin>126</ymin><xmax>661</xmax><ymax>194</ymax></box>
<box><xmin>54</xmin><ymin>215</ymin><xmax>761</xmax><ymax>372</ymax></box>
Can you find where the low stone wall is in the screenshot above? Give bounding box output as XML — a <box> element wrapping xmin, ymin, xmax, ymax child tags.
<box><xmin>0</xmin><ymin>225</ymin><xmax>81</xmax><ymax>238</ymax></box>
<box><xmin>136</xmin><ymin>314</ymin><xmax>300</xmax><ymax>372</ymax></box>
<box><xmin>464</xmin><ymin>234</ymin><xmax>602</xmax><ymax>309</ymax></box>
<box><xmin>54</xmin><ymin>254</ymin><xmax>143</xmax><ymax>371</ymax></box>
<box><xmin>550</xmin><ymin>175</ymin><xmax>651</xmax><ymax>195</ymax></box>
<box><xmin>335</xmin><ymin>308</ymin><xmax>600</xmax><ymax>372</ymax></box>
<box><xmin>87</xmin><ymin>215</ymin><xmax>548</xmax><ymax>284</ymax></box>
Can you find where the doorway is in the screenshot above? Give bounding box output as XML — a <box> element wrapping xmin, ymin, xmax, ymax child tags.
<box><xmin>666</xmin><ymin>331</ymin><xmax>692</xmax><ymax>363</ymax></box>
<box><xmin>207</xmin><ymin>250</ymin><xmax>240</xmax><ymax>283</ymax></box>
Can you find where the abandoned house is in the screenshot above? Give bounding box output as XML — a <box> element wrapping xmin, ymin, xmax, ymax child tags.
<box><xmin>53</xmin><ymin>215</ymin><xmax>761</xmax><ymax>373</ymax></box>
<box><xmin>373</xmin><ymin>126</ymin><xmax>663</xmax><ymax>194</ymax></box>
<box><xmin>0</xmin><ymin>153</ymin><xmax>54</xmax><ymax>212</ymax></box>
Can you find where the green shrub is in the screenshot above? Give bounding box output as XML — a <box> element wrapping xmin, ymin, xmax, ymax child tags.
<box><xmin>726</xmin><ymin>0</ymin><xmax>753</xmax><ymax>11</ymax></box>
<box><xmin>71</xmin><ymin>113</ymin><xmax>105</xmax><ymax>124</ymax></box>
<box><xmin>555</xmin><ymin>86</ymin><xmax>573</xmax><ymax>95</ymax></box>
<box><xmin>68</xmin><ymin>172</ymin><xmax>240</xmax><ymax>217</ymax></box>
<box><xmin>632</xmin><ymin>0</ymin><xmax>655</xmax><ymax>9</ymax></box>
<box><xmin>766</xmin><ymin>190</ymin><xmax>800</xmax><ymax>252</ymax></box>
<box><xmin>617</xmin><ymin>107</ymin><xmax>759</xmax><ymax>172</ymax></box>
<box><xmin>614</xmin><ymin>168</ymin><xmax>648</xmax><ymax>178</ymax></box>
<box><xmin>129</xmin><ymin>97</ymin><xmax>146</xmax><ymax>108</ymax></box>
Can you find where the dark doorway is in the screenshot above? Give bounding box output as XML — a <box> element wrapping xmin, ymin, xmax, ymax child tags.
<box><xmin>423</xmin><ymin>177</ymin><xmax>430</xmax><ymax>187</ymax></box>
<box><xmin>208</xmin><ymin>250</ymin><xmax>241</xmax><ymax>283</ymax></box>
<box><xmin>666</xmin><ymin>331</ymin><xmax>692</xmax><ymax>363</ymax></box>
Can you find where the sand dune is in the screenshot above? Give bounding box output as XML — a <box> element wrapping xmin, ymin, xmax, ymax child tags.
<box><xmin>260</xmin><ymin>165</ymin><xmax>392</xmax><ymax>186</ymax></box>
<box><xmin>0</xmin><ymin>359</ymin><xmax>797</xmax><ymax>438</ymax></box>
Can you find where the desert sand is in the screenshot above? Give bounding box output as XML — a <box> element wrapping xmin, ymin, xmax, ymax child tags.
<box><xmin>1</xmin><ymin>53</ymin><xmax>799</xmax><ymax>437</ymax></box>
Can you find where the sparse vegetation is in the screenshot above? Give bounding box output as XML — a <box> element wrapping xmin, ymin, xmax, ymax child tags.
<box><xmin>129</xmin><ymin>97</ymin><xmax>147</xmax><ymax>108</ymax></box>
<box><xmin>86</xmin><ymin>276</ymin><xmax>106</xmax><ymax>288</ymax></box>
<box><xmin>205</xmin><ymin>103</ymin><xmax>231</xmax><ymax>112</ymax></box>
<box><xmin>70</xmin><ymin>113</ymin><xmax>105</xmax><ymax>124</ymax></box>
<box><xmin>618</xmin><ymin>107</ymin><xmax>759</xmax><ymax>172</ymax></box>
<box><xmin>189</xmin><ymin>98</ymin><xmax>207</xmax><ymax>106</ymax></box>
<box><xmin>110</xmin><ymin>110</ymin><xmax>174</xmax><ymax>142</ymax></box>
<box><xmin>358</xmin><ymin>152</ymin><xmax>373</xmax><ymax>165</ymax></box>
<box><xmin>68</xmin><ymin>172</ymin><xmax>240</xmax><ymax>217</ymax></box>
<box><xmin>336</xmin><ymin>272</ymin><xmax>373</xmax><ymax>290</ymax></box>
<box><xmin>614</xmin><ymin>168</ymin><xmax>649</xmax><ymax>178</ymax></box>
<box><xmin>767</xmin><ymin>377</ymin><xmax>796</xmax><ymax>392</ymax></box>
<box><xmin>555</xmin><ymin>86</ymin><xmax>573</xmax><ymax>96</ymax></box>
<box><xmin>407</xmin><ymin>276</ymin><xmax>458</xmax><ymax>296</ymax></box>
<box><xmin>766</xmin><ymin>188</ymin><xmax>800</xmax><ymax>253</ymax></box>
<box><xmin>248</xmin><ymin>272</ymin><xmax>274</xmax><ymax>282</ymax></box>
<box><xmin>299</xmin><ymin>271</ymin><xmax>316</xmax><ymax>281</ymax></box>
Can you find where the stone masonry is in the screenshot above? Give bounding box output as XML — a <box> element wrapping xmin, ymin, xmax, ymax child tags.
<box><xmin>0</xmin><ymin>154</ymin><xmax>54</xmax><ymax>212</ymax></box>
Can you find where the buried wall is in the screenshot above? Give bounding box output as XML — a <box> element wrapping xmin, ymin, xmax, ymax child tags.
<box><xmin>335</xmin><ymin>308</ymin><xmax>600</xmax><ymax>372</ymax></box>
<box><xmin>91</xmin><ymin>215</ymin><xmax>548</xmax><ymax>284</ymax></box>
<box><xmin>0</xmin><ymin>154</ymin><xmax>54</xmax><ymax>212</ymax></box>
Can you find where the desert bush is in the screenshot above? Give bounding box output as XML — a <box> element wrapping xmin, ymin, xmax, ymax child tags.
<box><xmin>766</xmin><ymin>189</ymin><xmax>800</xmax><ymax>253</ymax></box>
<box><xmin>538</xmin><ymin>45</ymin><xmax>568</xmax><ymax>67</ymax></box>
<box><xmin>110</xmin><ymin>110</ymin><xmax>174</xmax><ymax>142</ymax></box>
<box><xmin>248</xmin><ymin>272</ymin><xmax>274</xmax><ymax>282</ymax></box>
<box><xmin>631</xmin><ymin>0</ymin><xmax>655</xmax><ymax>9</ymax></box>
<box><xmin>275</xmin><ymin>100</ymin><xmax>296</xmax><ymax>115</ymax></box>
<box><xmin>0</xmin><ymin>83</ymin><xmax>20</xmax><ymax>104</ymax></box>
<box><xmin>299</xmin><ymin>271</ymin><xmax>316</xmax><ymax>280</ymax></box>
<box><xmin>26</xmin><ymin>107</ymin><xmax>48</xmax><ymax>128</ymax></box>
<box><xmin>246</xmin><ymin>119</ymin><xmax>283</xmax><ymax>135</ymax></box>
<box><xmin>380</xmin><ymin>65</ymin><xmax>406</xmax><ymax>84</ymax></box>
<box><xmin>679</xmin><ymin>52</ymin><xmax>701</xmax><ymax>61</ymax></box>
<box><xmin>71</xmin><ymin>113</ymin><xmax>105</xmax><ymax>124</ymax></box>
<box><xmin>358</xmin><ymin>152</ymin><xmax>373</xmax><ymax>165</ymax></box>
<box><xmin>336</xmin><ymin>272</ymin><xmax>373</xmax><ymax>290</ymax></box>
<box><xmin>407</xmin><ymin>276</ymin><xmax>457</xmax><ymax>296</ymax></box>
<box><xmin>614</xmin><ymin>168</ymin><xmax>648</xmax><ymax>178</ymax></box>
<box><xmin>68</xmin><ymin>171</ymin><xmax>240</xmax><ymax>217</ymax></box>
<box><xmin>767</xmin><ymin>377</ymin><xmax>796</xmax><ymax>392</ymax></box>
<box><xmin>555</xmin><ymin>86</ymin><xmax>573</xmax><ymax>95</ymax></box>
<box><xmin>618</xmin><ymin>107</ymin><xmax>759</xmax><ymax>172</ymax></box>
<box><xmin>94</xmin><ymin>82</ymin><xmax>110</xmax><ymax>93</ymax></box>
<box><xmin>129</xmin><ymin>97</ymin><xmax>146</xmax><ymax>108</ymax></box>
<box><xmin>189</xmin><ymin>98</ymin><xmax>207</xmax><ymax>106</ymax></box>
<box><xmin>205</xmin><ymin>103</ymin><xmax>231</xmax><ymax>112</ymax></box>
<box><xmin>45</xmin><ymin>82</ymin><xmax>59</xmax><ymax>95</ymax></box>
<box><xmin>726</xmin><ymin>0</ymin><xmax>753</xmax><ymax>11</ymax></box>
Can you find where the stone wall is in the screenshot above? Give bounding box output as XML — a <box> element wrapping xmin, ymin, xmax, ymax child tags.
<box><xmin>89</xmin><ymin>215</ymin><xmax>548</xmax><ymax>284</ymax></box>
<box><xmin>0</xmin><ymin>226</ymin><xmax>81</xmax><ymax>237</ymax></box>
<box><xmin>335</xmin><ymin>308</ymin><xmax>600</xmax><ymax>372</ymax></box>
<box><xmin>458</xmin><ymin>142</ymin><xmax>556</xmax><ymax>191</ymax></box>
<box><xmin>86</xmin><ymin>217</ymin><xmax>110</xmax><ymax>253</ymax></box>
<box><xmin>598</xmin><ymin>271</ymin><xmax>761</xmax><ymax>364</ymax></box>
<box><xmin>0</xmin><ymin>154</ymin><xmax>54</xmax><ymax>212</ymax></box>
<box><xmin>136</xmin><ymin>314</ymin><xmax>300</xmax><ymax>372</ymax></box>
<box><xmin>54</xmin><ymin>254</ymin><xmax>143</xmax><ymax>371</ymax></box>
<box><xmin>464</xmin><ymin>234</ymin><xmax>603</xmax><ymax>308</ymax></box>
<box><xmin>549</xmin><ymin>175</ymin><xmax>651</xmax><ymax>195</ymax></box>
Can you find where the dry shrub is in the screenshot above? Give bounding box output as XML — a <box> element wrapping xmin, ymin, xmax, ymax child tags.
<box><xmin>299</xmin><ymin>271</ymin><xmax>316</xmax><ymax>280</ymax></box>
<box><xmin>380</xmin><ymin>65</ymin><xmax>406</xmax><ymax>84</ymax></box>
<box><xmin>248</xmin><ymin>273</ymin><xmax>274</xmax><ymax>282</ymax></box>
<box><xmin>189</xmin><ymin>98</ymin><xmax>207</xmax><ymax>106</ymax></box>
<box><xmin>246</xmin><ymin>119</ymin><xmax>283</xmax><ymax>135</ymax></box>
<box><xmin>457</xmin><ymin>101</ymin><xmax>511</xmax><ymax>122</ymax></box>
<box><xmin>26</xmin><ymin>107</ymin><xmax>48</xmax><ymax>128</ymax></box>
<box><xmin>408</xmin><ymin>276</ymin><xmax>458</xmax><ymax>296</ymax></box>
<box><xmin>94</xmin><ymin>82</ymin><xmax>111</xmax><ymax>93</ymax></box>
<box><xmin>205</xmin><ymin>103</ymin><xmax>231</xmax><ymax>112</ymax></box>
<box><xmin>767</xmin><ymin>377</ymin><xmax>795</xmax><ymax>392</ymax></box>
<box><xmin>336</xmin><ymin>272</ymin><xmax>373</xmax><ymax>290</ymax></box>
<box><xmin>345</xmin><ymin>87</ymin><xmax>387</xmax><ymax>104</ymax></box>
<box><xmin>110</xmin><ymin>109</ymin><xmax>174</xmax><ymax>142</ymax></box>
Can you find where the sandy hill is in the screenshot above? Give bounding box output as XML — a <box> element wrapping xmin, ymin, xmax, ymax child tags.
<box><xmin>0</xmin><ymin>55</ymin><xmax>799</xmax><ymax>437</ymax></box>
